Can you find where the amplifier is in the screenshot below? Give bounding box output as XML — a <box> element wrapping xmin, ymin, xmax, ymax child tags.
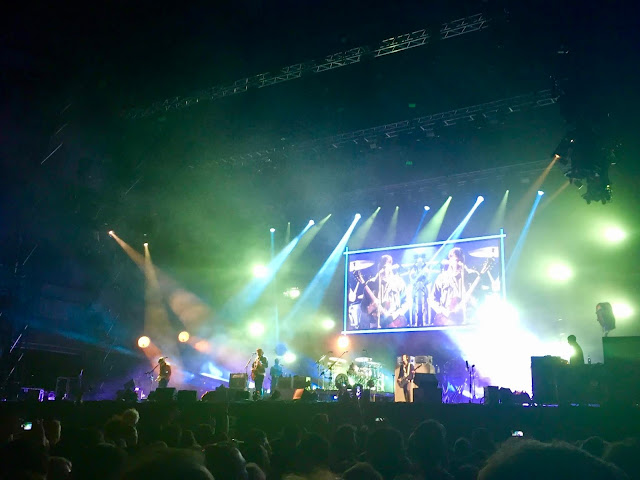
<box><xmin>229</xmin><ymin>373</ymin><xmax>248</xmax><ymax>390</ymax></box>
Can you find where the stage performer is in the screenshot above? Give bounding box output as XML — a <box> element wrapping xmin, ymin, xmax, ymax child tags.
<box><xmin>397</xmin><ymin>354</ymin><xmax>416</xmax><ymax>402</ymax></box>
<box><xmin>357</xmin><ymin>254</ymin><xmax>408</xmax><ymax>329</ymax></box>
<box><xmin>429</xmin><ymin>247</ymin><xmax>479</xmax><ymax>325</ymax></box>
<box><xmin>252</xmin><ymin>348</ymin><xmax>269</xmax><ymax>399</ymax></box>
<box><xmin>567</xmin><ymin>335</ymin><xmax>585</xmax><ymax>366</ymax></box>
<box><xmin>270</xmin><ymin>358</ymin><xmax>283</xmax><ymax>390</ymax></box>
<box><xmin>157</xmin><ymin>357</ymin><xmax>172</xmax><ymax>388</ymax></box>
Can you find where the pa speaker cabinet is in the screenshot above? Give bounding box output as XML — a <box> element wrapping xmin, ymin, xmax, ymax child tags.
<box><xmin>154</xmin><ymin>387</ymin><xmax>176</xmax><ymax>402</ymax></box>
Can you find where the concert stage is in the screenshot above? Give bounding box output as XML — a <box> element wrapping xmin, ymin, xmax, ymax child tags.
<box><xmin>3</xmin><ymin>400</ymin><xmax>639</xmax><ymax>444</ymax></box>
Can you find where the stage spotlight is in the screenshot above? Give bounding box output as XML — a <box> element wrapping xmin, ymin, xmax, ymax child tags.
<box><xmin>284</xmin><ymin>287</ymin><xmax>301</xmax><ymax>299</ymax></box>
<box><xmin>424</xmin><ymin>206</ymin><xmax>430</xmax><ymax>211</ymax></box>
<box><xmin>270</xmin><ymin>227</ymin><xmax>276</xmax><ymax>233</ymax></box>
<box><xmin>108</xmin><ymin>230</ymin><xmax>114</xmax><ymax>236</ymax></box>
<box><xmin>137</xmin><ymin>336</ymin><xmax>151</xmax><ymax>349</ymax></box>
<box><xmin>143</xmin><ymin>242</ymin><xmax>149</xmax><ymax>247</ymax></box>
<box><xmin>282</xmin><ymin>351</ymin><xmax>297</xmax><ymax>364</ymax></box>
<box><xmin>537</xmin><ymin>190</ymin><xmax>545</xmax><ymax>196</ymax></box>
<box><xmin>476</xmin><ymin>196</ymin><xmax>485</xmax><ymax>203</ymax></box>
<box><xmin>612</xmin><ymin>302</ymin><xmax>633</xmax><ymax>320</ymax></box>
<box><xmin>547</xmin><ymin>263</ymin><xmax>573</xmax><ymax>283</ymax></box>
<box><xmin>603</xmin><ymin>226</ymin><xmax>626</xmax><ymax>244</ymax></box>
<box><xmin>308</xmin><ymin>220</ymin><xmax>315</xmax><ymax>226</ymax></box>
<box><xmin>178</xmin><ymin>331</ymin><xmax>190</xmax><ymax>343</ymax></box>
<box><xmin>321</xmin><ymin>318</ymin><xmax>335</xmax><ymax>330</ymax></box>
<box><xmin>249</xmin><ymin>321</ymin><xmax>265</xmax><ymax>337</ymax></box>
<box><xmin>337</xmin><ymin>335</ymin><xmax>349</xmax><ymax>350</ymax></box>
<box><xmin>355</xmin><ymin>213</ymin><xmax>361</xmax><ymax>220</ymax></box>
<box><xmin>252</xmin><ymin>264</ymin><xmax>269</xmax><ymax>278</ymax></box>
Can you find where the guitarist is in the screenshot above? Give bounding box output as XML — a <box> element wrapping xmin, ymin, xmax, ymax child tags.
<box><xmin>397</xmin><ymin>354</ymin><xmax>416</xmax><ymax>402</ymax></box>
<box><xmin>429</xmin><ymin>247</ymin><xmax>485</xmax><ymax>325</ymax></box>
<box><xmin>358</xmin><ymin>255</ymin><xmax>408</xmax><ymax>329</ymax></box>
<box><xmin>252</xmin><ymin>348</ymin><xmax>268</xmax><ymax>399</ymax></box>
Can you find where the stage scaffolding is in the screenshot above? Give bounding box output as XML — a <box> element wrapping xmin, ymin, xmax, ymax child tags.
<box><xmin>124</xmin><ymin>13</ymin><xmax>489</xmax><ymax>119</ymax></box>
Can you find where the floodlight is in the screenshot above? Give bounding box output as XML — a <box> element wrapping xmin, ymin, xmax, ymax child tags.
<box><xmin>308</xmin><ymin>220</ymin><xmax>315</xmax><ymax>226</ymax></box>
<box><xmin>603</xmin><ymin>226</ymin><xmax>626</xmax><ymax>244</ymax></box>
<box><xmin>547</xmin><ymin>263</ymin><xmax>573</xmax><ymax>282</ymax></box>
<box><xmin>321</xmin><ymin>318</ymin><xmax>335</xmax><ymax>330</ymax></box>
<box><xmin>252</xmin><ymin>264</ymin><xmax>269</xmax><ymax>278</ymax></box>
<box><xmin>137</xmin><ymin>336</ymin><xmax>151</xmax><ymax>349</ymax></box>
<box><xmin>282</xmin><ymin>351</ymin><xmax>297</xmax><ymax>364</ymax></box>
<box><xmin>477</xmin><ymin>196</ymin><xmax>485</xmax><ymax>203</ymax></box>
<box><xmin>108</xmin><ymin>230</ymin><xmax>114</xmax><ymax>236</ymax></box>
<box><xmin>248</xmin><ymin>322</ymin><xmax>265</xmax><ymax>337</ymax></box>
<box><xmin>143</xmin><ymin>242</ymin><xmax>149</xmax><ymax>247</ymax></box>
<box><xmin>178</xmin><ymin>331</ymin><xmax>190</xmax><ymax>343</ymax></box>
<box><xmin>270</xmin><ymin>228</ymin><xmax>276</xmax><ymax>233</ymax></box>
<box><xmin>537</xmin><ymin>190</ymin><xmax>545</xmax><ymax>196</ymax></box>
<box><xmin>337</xmin><ymin>335</ymin><xmax>349</xmax><ymax>350</ymax></box>
<box><xmin>424</xmin><ymin>206</ymin><xmax>430</xmax><ymax>211</ymax></box>
<box><xmin>355</xmin><ymin>213</ymin><xmax>361</xmax><ymax>220</ymax></box>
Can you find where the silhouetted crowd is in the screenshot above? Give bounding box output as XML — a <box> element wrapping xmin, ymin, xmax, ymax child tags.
<box><xmin>1</xmin><ymin>405</ymin><xmax>639</xmax><ymax>480</ymax></box>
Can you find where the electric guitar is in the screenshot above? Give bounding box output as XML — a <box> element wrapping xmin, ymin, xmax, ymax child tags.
<box><xmin>435</xmin><ymin>257</ymin><xmax>495</xmax><ymax>324</ymax></box>
<box><xmin>251</xmin><ymin>357</ymin><xmax>266</xmax><ymax>381</ymax></box>
<box><xmin>396</xmin><ymin>363</ymin><xmax>424</xmax><ymax>388</ymax></box>
<box><xmin>353</xmin><ymin>271</ymin><xmax>407</xmax><ymax>328</ymax></box>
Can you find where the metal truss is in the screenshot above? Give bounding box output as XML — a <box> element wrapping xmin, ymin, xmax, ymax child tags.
<box><xmin>347</xmin><ymin>159</ymin><xmax>551</xmax><ymax>199</ymax></box>
<box><xmin>217</xmin><ymin>89</ymin><xmax>558</xmax><ymax>166</ymax></box>
<box><xmin>124</xmin><ymin>13</ymin><xmax>488</xmax><ymax>119</ymax></box>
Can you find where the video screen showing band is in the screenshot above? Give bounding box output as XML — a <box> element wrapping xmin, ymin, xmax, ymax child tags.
<box><xmin>344</xmin><ymin>235</ymin><xmax>505</xmax><ymax>332</ymax></box>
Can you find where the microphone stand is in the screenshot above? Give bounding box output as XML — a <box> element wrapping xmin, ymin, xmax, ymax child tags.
<box><xmin>466</xmin><ymin>362</ymin><xmax>476</xmax><ymax>403</ymax></box>
<box><xmin>320</xmin><ymin>350</ymin><xmax>349</xmax><ymax>388</ymax></box>
<box><xmin>245</xmin><ymin>354</ymin><xmax>256</xmax><ymax>389</ymax></box>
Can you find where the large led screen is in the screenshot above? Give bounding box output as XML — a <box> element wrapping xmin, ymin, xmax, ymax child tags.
<box><xmin>343</xmin><ymin>233</ymin><xmax>506</xmax><ymax>333</ymax></box>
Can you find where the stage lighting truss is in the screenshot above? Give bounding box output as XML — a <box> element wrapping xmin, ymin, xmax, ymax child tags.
<box><xmin>552</xmin><ymin>130</ymin><xmax>618</xmax><ymax>205</ymax></box>
<box><xmin>123</xmin><ymin>13</ymin><xmax>488</xmax><ymax>119</ymax></box>
<box><xmin>218</xmin><ymin>90</ymin><xmax>557</xmax><ymax>166</ymax></box>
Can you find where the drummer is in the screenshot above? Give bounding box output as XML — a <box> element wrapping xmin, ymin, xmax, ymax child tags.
<box><xmin>347</xmin><ymin>362</ymin><xmax>359</xmax><ymax>376</ymax></box>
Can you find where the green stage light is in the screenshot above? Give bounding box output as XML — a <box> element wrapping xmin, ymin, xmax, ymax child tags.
<box><xmin>547</xmin><ymin>263</ymin><xmax>573</xmax><ymax>283</ymax></box>
<box><xmin>248</xmin><ymin>321</ymin><xmax>265</xmax><ymax>337</ymax></box>
<box><xmin>252</xmin><ymin>264</ymin><xmax>269</xmax><ymax>278</ymax></box>
<box><xmin>612</xmin><ymin>302</ymin><xmax>634</xmax><ymax>320</ymax></box>
<box><xmin>603</xmin><ymin>226</ymin><xmax>626</xmax><ymax>244</ymax></box>
<box><xmin>321</xmin><ymin>318</ymin><xmax>335</xmax><ymax>330</ymax></box>
<box><xmin>282</xmin><ymin>351</ymin><xmax>297</xmax><ymax>364</ymax></box>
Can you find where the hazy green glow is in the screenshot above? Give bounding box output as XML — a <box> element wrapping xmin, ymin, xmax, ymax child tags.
<box><xmin>416</xmin><ymin>196</ymin><xmax>452</xmax><ymax>243</ymax></box>
<box><xmin>349</xmin><ymin>207</ymin><xmax>380</xmax><ymax>249</ymax></box>
<box><xmin>321</xmin><ymin>318</ymin><xmax>336</xmax><ymax>330</ymax></box>
<box><xmin>489</xmin><ymin>190</ymin><xmax>509</xmax><ymax>232</ymax></box>
<box><xmin>383</xmin><ymin>206</ymin><xmax>400</xmax><ymax>246</ymax></box>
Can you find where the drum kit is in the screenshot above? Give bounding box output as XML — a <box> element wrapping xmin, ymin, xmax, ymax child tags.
<box><xmin>318</xmin><ymin>355</ymin><xmax>384</xmax><ymax>391</ymax></box>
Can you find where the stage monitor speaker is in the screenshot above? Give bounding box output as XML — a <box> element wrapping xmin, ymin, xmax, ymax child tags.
<box><xmin>154</xmin><ymin>387</ymin><xmax>176</xmax><ymax>402</ymax></box>
<box><xmin>484</xmin><ymin>386</ymin><xmax>500</xmax><ymax>405</ymax></box>
<box><xmin>177</xmin><ymin>390</ymin><xmax>197</xmax><ymax>403</ymax></box>
<box><xmin>229</xmin><ymin>373</ymin><xmax>248</xmax><ymax>390</ymax></box>
<box><xmin>414</xmin><ymin>386</ymin><xmax>442</xmax><ymax>404</ymax></box>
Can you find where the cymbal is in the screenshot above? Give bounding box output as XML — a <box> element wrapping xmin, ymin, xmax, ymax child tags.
<box><xmin>368</xmin><ymin>362</ymin><xmax>382</xmax><ymax>367</ymax></box>
<box><xmin>469</xmin><ymin>247</ymin><xmax>499</xmax><ymax>258</ymax></box>
<box><xmin>329</xmin><ymin>357</ymin><xmax>347</xmax><ymax>363</ymax></box>
<box><xmin>349</xmin><ymin>260</ymin><xmax>374</xmax><ymax>272</ymax></box>
<box><xmin>355</xmin><ymin>356</ymin><xmax>372</xmax><ymax>363</ymax></box>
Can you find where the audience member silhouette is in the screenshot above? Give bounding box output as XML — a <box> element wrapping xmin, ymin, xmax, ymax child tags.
<box><xmin>204</xmin><ymin>442</ymin><xmax>249</xmax><ymax>480</ymax></box>
<box><xmin>478</xmin><ymin>439</ymin><xmax>627</xmax><ymax>480</ymax></box>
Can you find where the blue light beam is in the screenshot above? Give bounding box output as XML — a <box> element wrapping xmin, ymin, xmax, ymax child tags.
<box><xmin>284</xmin><ymin>215</ymin><xmax>361</xmax><ymax>321</ymax></box>
<box><xmin>221</xmin><ymin>222</ymin><xmax>314</xmax><ymax>319</ymax></box>
<box><xmin>507</xmin><ymin>191</ymin><xmax>544</xmax><ymax>273</ymax></box>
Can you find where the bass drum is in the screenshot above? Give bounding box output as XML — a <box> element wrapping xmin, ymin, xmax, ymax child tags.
<box><xmin>335</xmin><ymin>373</ymin><xmax>350</xmax><ymax>389</ymax></box>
